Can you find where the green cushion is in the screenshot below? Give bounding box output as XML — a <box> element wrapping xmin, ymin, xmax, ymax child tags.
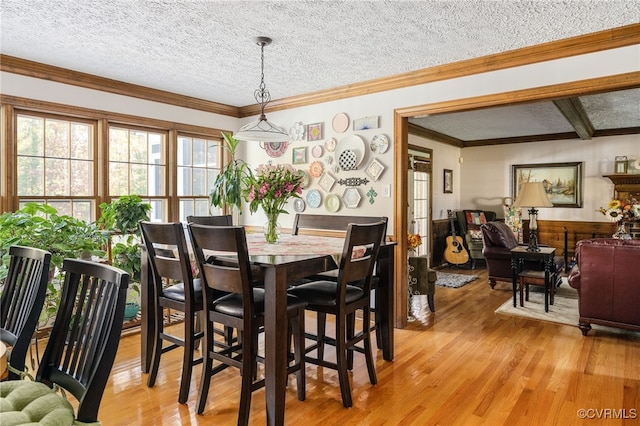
<box><xmin>0</xmin><ymin>381</ymin><xmax>75</xmax><ymax>426</ymax></box>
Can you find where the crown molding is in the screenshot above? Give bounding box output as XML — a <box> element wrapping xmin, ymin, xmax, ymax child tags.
<box><xmin>2</xmin><ymin>23</ymin><xmax>638</xmax><ymax>118</ymax></box>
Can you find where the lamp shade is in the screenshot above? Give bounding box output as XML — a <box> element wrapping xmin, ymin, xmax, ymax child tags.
<box><xmin>513</xmin><ymin>182</ymin><xmax>553</xmax><ymax>208</ymax></box>
<box><xmin>234</xmin><ymin>117</ymin><xmax>289</xmax><ymax>142</ymax></box>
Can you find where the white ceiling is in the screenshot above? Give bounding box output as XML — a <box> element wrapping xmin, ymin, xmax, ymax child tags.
<box><xmin>2</xmin><ymin>0</ymin><xmax>639</xmax><ymax>108</ymax></box>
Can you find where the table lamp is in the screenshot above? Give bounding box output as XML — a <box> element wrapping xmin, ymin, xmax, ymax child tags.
<box><xmin>513</xmin><ymin>181</ymin><xmax>553</xmax><ymax>252</ymax></box>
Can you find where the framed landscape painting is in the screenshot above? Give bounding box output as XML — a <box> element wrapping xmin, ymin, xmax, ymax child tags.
<box><xmin>512</xmin><ymin>162</ymin><xmax>583</xmax><ymax>208</ymax></box>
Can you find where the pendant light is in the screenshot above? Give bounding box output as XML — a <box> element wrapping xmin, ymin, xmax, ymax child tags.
<box><xmin>233</xmin><ymin>37</ymin><xmax>289</xmax><ymax>142</ymax></box>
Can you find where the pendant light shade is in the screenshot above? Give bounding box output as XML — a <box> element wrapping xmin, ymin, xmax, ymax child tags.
<box><xmin>234</xmin><ymin>37</ymin><xmax>289</xmax><ymax>143</ymax></box>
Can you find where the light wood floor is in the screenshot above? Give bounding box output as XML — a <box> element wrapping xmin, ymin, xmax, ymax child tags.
<box><xmin>91</xmin><ymin>266</ymin><xmax>639</xmax><ymax>425</ymax></box>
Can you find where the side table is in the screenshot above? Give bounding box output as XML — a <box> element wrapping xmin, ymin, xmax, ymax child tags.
<box><xmin>510</xmin><ymin>246</ymin><xmax>556</xmax><ymax>312</ymax></box>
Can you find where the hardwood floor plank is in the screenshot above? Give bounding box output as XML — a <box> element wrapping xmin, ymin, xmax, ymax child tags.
<box><xmin>45</xmin><ymin>267</ymin><xmax>639</xmax><ymax>425</ymax></box>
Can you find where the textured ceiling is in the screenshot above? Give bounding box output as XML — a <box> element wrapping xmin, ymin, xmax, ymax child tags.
<box><xmin>1</xmin><ymin>0</ymin><xmax>639</xmax><ymax>108</ymax></box>
<box><xmin>409</xmin><ymin>88</ymin><xmax>640</xmax><ymax>144</ymax></box>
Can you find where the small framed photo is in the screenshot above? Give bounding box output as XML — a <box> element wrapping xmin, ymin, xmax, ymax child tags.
<box><xmin>443</xmin><ymin>169</ymin><xmax>453</xmax><ymax>193</ymax></box>
<box><xmin>307</xmin><ymin>123</ymin><xmax>323</xmax><ymax>141</ymax></box>
<box><xmin>292</xmin><ymin>147</ymin><xmax>307</xmax><ymax>165</ymax></box>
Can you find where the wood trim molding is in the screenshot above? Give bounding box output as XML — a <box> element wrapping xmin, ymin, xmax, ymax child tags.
<box><xmin>240</xmin><ymin>23</ymin><xmax>640</xmax><ymax>117</ymax></box>
<box><xmin>1</xmin><ymin>24</ymin><xmax>638</xmax><ymax>118</ymax></box>
<box><xmin>0</xmin><ymin>55</ymin><xmax>240</xmax><ymax>118</ymax></box>
<box><xmin>0</xmin><ymin>94</ymin><xmax>229</xmax><ymax>138</ymax></box>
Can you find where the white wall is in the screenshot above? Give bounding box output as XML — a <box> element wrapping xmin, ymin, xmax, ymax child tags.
<box><xmin>459</xmin><ymin>135</ymin><xmax>640</xmax><ymax>221</ymax></box>
<box><xmin>2</xmin><ymin>44</ymin><xmax>639</xmax><ymax>230</ymax></box>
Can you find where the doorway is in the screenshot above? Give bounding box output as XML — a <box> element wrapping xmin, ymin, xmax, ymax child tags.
<box><xmin>408</xmin><ymin>146</ymin><xmax>432</xmax><ymax>263</ymax></box>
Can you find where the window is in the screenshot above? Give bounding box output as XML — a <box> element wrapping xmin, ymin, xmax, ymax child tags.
<box><xmin>16</xmin><ymin>112</ymin><xmax>95</xmax><ymax>221</ymax></box>
<box><xmin>176</xmin><ymin>135</ymin><xmax>223</xmax><ymax>221</ymax></box>
<box><xmin>409</xmin><ymin>151</ymin><xmax>432</xmax><ymax>258</ymax></box>
<box><xmin>108</xmin><ymin>126</ymin><xmax>167</xmax><ymax>221</ymax></box>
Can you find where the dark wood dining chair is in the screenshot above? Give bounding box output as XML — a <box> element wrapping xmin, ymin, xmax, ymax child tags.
<box><xmin>139</xmin><ymin>221</ymin><xmax>206</xmax><ymax>404</ymax></box>
<box><xmin>188</xmin><ymin>224</ymin><xmax>307</xmax><ymax>424</ymax></box>
<box><xmin>288</xmin><ymin>221</ymin><xmax>385</xmax><ymax>408</ymax></box>
<box><xmin>186</xmin><ymin>214</ymin><xmax>233</xmax><ymax>226</ymax></box>
<box><xmin>0</xmin><ymin>259</ymin><xmax>128</xmax><ymax>424</ymax></box>
<box><xmin>291</xmin><ymin>213</ymin><xmax>388</xmax><ymax>357</ymax></box>
<box><xmin>0</xmin><ymin>246</ymin><xmax>51</xmax><ymax>380</ymax></box>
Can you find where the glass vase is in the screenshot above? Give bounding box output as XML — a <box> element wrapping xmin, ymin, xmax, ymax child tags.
<box><xmin>612</xmin><ymin>222</ymin><xmax>632</xmax><ymax>240</ymax></box>
<box><xmin>263</xmin><ymin>212</ymin><xmax>282</xmax><ymax>244</ymax></box>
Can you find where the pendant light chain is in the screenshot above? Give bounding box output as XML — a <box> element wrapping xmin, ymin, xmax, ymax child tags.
<box><xmin>255</xmin><ymin>40</ymin><xmax>271</xmax><ymax>119</ymax></box>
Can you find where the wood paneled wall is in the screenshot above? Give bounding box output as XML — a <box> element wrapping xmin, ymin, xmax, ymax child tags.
<box><xmin>432</xmin><ymin>219</ymin><xmax>618</xmax><ymax>267</ymax></box>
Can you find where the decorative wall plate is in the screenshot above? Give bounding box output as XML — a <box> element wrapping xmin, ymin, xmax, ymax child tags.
<box><xmin>289</xmin><ymin>121</ymin><xmax>305</xmax><ymax>141</ymax></box>
<box><xmin>324</xmin><ymin>137</ymin><xmax>337</xmax><ymax>152</ymax></box>
<box><xmin>309</xmin><ymin>160</ymin><xmax>324</xmax><ymax>178</ymax></box>
<box><xmin>342</xmin><ymin>188</ymin><xmax>362</xmax><ymax>209</ymax></box>
<box><xmin>306</xmin><ymin>190</ymin><xmax>322</xmax><ymax>209</ymax></box>
<box><xmin>365</xmin><ymin>158</ymin><xmax>385</xmax><ymax>181</ymax></box>
<box><xmin>332</xmin><ymin>113</ymin><xmax>349</xmax><ymax>133</ymax></box>
<box><xmin>312</xmin><ymin>144</ymin><xmax>324</xmax><ymax>158</ymax></box>
<box><xmin>262</xmin><ymin>141</ymin><xmax>288</xmax><ymax>158</ymax></box>
<box><xmin>338</xmin><ymin>177</ymin><xmax>369</xmax><ymax>186</ymax></box>
<box><xmin>338</xmin><ymin>149</ymin><xmax>357</xmax><ymax>171</ymax></box>
<box><xmin>370</xmin><ymin>134</ymin><xmax>389</xmax><ymax>154</ymax></box>
<box><xmin>324</xmin><ymin>194</ymin><xmax>341</xmax><ymax>213</ymax></box>
<box><xmin>335</xmin><ymin>134</ymin><xmax>366</xmax><ymax>170</ymax></box>
<box><xmin>353</xmin><ymin>116</ymin><xmax>379</xmax><ymax>131</ymax></box>
<box><xmin>293</xmin><ymin>198</ymin><xmax>306</xmax><ymax>213</ymax></box>
<box><xmin>318</xmin><ymin>172</ymin><xmax>336</xmax><ymax>192</ymax></box>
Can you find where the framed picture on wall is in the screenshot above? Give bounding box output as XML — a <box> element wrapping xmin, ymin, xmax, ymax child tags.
<box><xmin>512</xmin><ymin>161</ymin><xmax>583</xmax><ymax>208</ymax></box>
<box><xmin>292</xmin><ymin>147</ymin><xmax>307</xmax><ymax>165</ymax></box>
<box><xmin>443</xmin><ymin>169</ymin><xmax>453</xmax><ymax>193</ymax></box>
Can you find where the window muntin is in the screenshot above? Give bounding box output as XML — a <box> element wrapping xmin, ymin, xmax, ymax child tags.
<box><xmin>16</xmin><ymin>113</ymin><xmax>96</xmax><ymax>218</ymax></box>
<box><xmin>176</xmin><ymin>135</ymin><xmax>223</xmax><ymax>221</ymax></box>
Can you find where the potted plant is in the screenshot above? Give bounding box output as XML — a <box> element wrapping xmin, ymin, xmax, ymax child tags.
<box><xmin>98</xmin><ymin>195</ymin><xmax>151</xmax><ymax>320</ymax></box>
<box><xmin>0</xmin><ymin>202</ymin><xmax>108</xmax><ymax>327</ymax></box>
<box><xmin>209</xmin><ymin>132</ymin><xmax>250</xmax><ymax>214</ymax></box>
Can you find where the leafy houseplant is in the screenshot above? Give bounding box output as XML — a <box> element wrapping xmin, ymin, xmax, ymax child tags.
<box><xmin>0</xmin><ymin>202</ymin><xmax>108</xmax><ymax>325</ymax></box>
<box><xmin>210</xmin><ymin>132</ymin><xmax>250</xmax><ymax>214</ymax></box>
<box><xmin>98</xmin><ymin>195</ymin><xmax>151</xmax><ymax>311</ymax></box>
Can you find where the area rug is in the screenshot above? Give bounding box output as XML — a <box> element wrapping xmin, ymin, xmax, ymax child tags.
<box><xmin>494</xmin><ymin>280</ymin><xmax>640</xmax><ymax>337</ymax></box>
<box><xmin>435</xmin><ymin>272</ymin><xmax>478</xmax><ymax>288</ymax></box>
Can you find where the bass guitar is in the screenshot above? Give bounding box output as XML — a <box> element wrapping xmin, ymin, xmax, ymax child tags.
<box><xmin>444</xmin><ymin>210</ymin><xmax>470</xmax><ymax>265</ymax></box>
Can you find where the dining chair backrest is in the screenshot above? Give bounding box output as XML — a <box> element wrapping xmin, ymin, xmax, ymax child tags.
<box><xmin>139</xmin><ymin>221</ymin><xmax>196</xmax><ymax>302</ymax></box>
<box><xmin>292</xmin><ymin>213</ymin><xmax>388</xmax><ymax>242</ymax></box>
<box><xmin>188</xmin><ymin>224</ymin><xmax>255</xmax><ymax>309</ymax></box>
<box><xmin>187</xmin><ymin>215</ymin><xmax>233</xmax><ymax>226</ymax></box>
<box><xmin>36</xmin><ymin>259</ymin><xmax>129</xmax><ymax>423</ymax></box>
<box><xmin>337</xmin><ymin>222</ymin><xmax>386</xmax><ymax>295</ymax></box>
<box><xmin>0</xmin><ymin>246</ymin><xmax>51</xmax><ymax>380</ymax></box>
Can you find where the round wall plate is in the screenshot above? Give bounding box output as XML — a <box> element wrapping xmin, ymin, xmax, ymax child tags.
<box><xmin>293</xmin><ymin>198</ymin><xmax>306</xmax><ymax>213</ymax></box>
<box><xmin>324</xmin><ymin>194</ymin><xmax>341</xmax><ymax>213</ymax></box>
<box><xmin>370</xmin><ymin>134</ymin><xmax>389</xmax><ymax>154</ymax></box>
<box><xmin>306</xmin><ymin>190</ymin><xmax>322</xmax><ymax>209</ymax></box>
<box><xmin>332</xmin><ymin>113</ymin><xmax>349</xmax><ymax>133</ymax></box>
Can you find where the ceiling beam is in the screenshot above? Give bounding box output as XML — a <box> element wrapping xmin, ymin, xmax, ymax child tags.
<box><xmin>408</xmin><ymin>123</ymin><xmax>464</xmax><ymax>148</ymax></box>
<box><xmin>553</xmin><ymin>98</ymin><xmax>595</xmax><ymax>139</ymax></box>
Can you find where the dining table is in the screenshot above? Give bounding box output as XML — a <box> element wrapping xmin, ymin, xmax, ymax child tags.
<box><xmin>140</xmin><ymin>231</ymin><xmax>396</xmax><ymax>425</ymax></box>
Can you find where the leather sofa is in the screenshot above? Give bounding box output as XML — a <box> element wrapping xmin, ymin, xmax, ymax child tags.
<box><xmin>568</xmin><ymin>238</ymin><xmax>640</xmax><ymax>335</ymax></box>
<box><xmin>480</xmin><ymin>221</ymin><xmax>563</xmax><ymax>289</ymax></box>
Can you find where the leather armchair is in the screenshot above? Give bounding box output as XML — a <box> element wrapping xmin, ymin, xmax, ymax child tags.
<box><xmin>480</xmin><ymin>221</ymin><xmax>563</xmax><ymax>289</ymax></box>
<box><xmin>568</xmin><ymin>238</ymin><xmax>640</xmax><ymax>335</ymax></box>
<box><xmin>455</xmin><ymin>210</ymin><xmax>496</xmax><ymax>269</ymax></box>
